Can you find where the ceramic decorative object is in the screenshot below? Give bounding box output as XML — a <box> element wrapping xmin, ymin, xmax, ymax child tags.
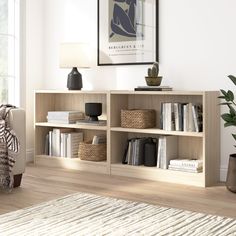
<box><xmin>145</xmin><ymin>62</ymin><xmax>162</xmax><ymax>86</ymax></box>
<box><xmin>85</xmin><ymin>103</ymin><xmax>102</xmax><ymax>121</ymax></box>
<box><xmin>145</xmin><ymin>76</ymin><xmax>162</xmax><ymax>86</ymax></box>
<box><xmin>226</xmin><ymin>154</ymin><xmax>236</xmax><ymax>193</ymax></box>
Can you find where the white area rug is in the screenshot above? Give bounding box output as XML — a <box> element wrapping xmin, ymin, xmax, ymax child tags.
<box><xmin>0</xmin><ymin>192</ymin><xmax>236</xmax><ymax>236</ymax></box>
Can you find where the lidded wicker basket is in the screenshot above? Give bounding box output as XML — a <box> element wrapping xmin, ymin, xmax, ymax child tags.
<box><xmin>121</xmin><ymin>109</ymin><xmax>156</xmax><ymax>129</ymax></box>
<box><xmin>78</xmin><ymin>141</ymin><xmax>106</xmax><ymax>161</ymax></box>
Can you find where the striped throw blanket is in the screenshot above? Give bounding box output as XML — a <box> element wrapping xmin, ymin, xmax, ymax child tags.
<box><xmin>0</xmin><ymin>105</ymin><xmax>20</xmax><ymax>191</ymax></box>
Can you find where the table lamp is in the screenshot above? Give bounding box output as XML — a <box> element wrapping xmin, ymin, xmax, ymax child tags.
<box><xmin>60</xmin><ymin>43</ymin><xmax>90</xmax><ymax>90</ymax></box>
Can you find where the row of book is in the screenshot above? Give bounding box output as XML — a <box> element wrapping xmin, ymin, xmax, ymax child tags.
<box><xmin>47</xmin><ymin>111</ymin><xmax>84</xmax><ymax>124</ymax></box>
<box><xmin>161</xmin><ymin>102</ymin><xmax>202</xmax><ymax>132</ymax></box>
<box><xmin>45</xmin><ymin>128</ymin><xmax>83</xmax><ymax>158</ymax></box>
<box><xmin>122</xmin><ymin>135</ymin><xmax>203</xmax><ymax>173</ymax></box>
<box><xmin>123</xmin><ymin>137</ymin><xmax>154</xmax><ymax>165</ymax></box>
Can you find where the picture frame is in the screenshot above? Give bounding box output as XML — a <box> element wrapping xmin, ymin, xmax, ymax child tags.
<box><xmin>97</xmin><ymin>0</ymin><xmax>158</xmax><ymax>66</ymax></box>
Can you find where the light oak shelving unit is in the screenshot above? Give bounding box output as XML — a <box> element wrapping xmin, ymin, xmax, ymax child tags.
<box><xmin>34</xmin><ymin>90</ymin><xmax>110</xmax><ymax>174</ymax></box>
<box><xmin>34</xmin><ymin>90</ymin><xmax>220</xmax><ymax>187</ymax></box>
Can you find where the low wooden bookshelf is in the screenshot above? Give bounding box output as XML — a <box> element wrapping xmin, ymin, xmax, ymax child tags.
<box><xmin>34</xmin><ymin>90</ymin><xmax>220</xmax><ymax>187</ymax></box>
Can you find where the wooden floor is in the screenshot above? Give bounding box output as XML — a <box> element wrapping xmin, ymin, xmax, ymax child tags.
<box><xmin>0</xmin><ymin>164</ymin><xmax>236</xmax><ymax>219</ymax></box>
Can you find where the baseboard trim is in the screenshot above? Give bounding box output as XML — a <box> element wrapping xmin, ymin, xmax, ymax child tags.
<box><xmin>26</xmin><ymin>148</ymin><xmax>34</xmax><ymax>163</ymax></box>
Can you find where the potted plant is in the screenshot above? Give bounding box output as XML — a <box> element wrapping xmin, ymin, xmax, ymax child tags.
<box><xmin>145</xmin><ymin>62</ymin><xmax>162</xmax><ymax>86</ymax></box>
<box><xmin>219</xmin><ymin>75</ymin><xmax>236</xmax><ymax>193</ymax></box>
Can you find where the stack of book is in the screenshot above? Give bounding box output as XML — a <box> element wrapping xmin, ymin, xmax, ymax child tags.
<box><xmin>168</xmin><ymin>159</ymin><xmax>203</xmax><ymax>173</ymax></box>
<box><xmin>161</xmin><ymin>102</ymin><xmax>202</xmax><ymax>132</ymax></box>
<box><xmin>47</xmin><ymin>111</ymin><xmax>84</xmax><ymax>124</ymax></box>
<box><xmin>134</xmin><ymin>86</ymin><xmax>172</xmax><ymax>91</ymax></box>
<box><xmin>157</xmin><ymin>136</ymin><xmax>178</xmax><ymax>169</ymax></box>
<box><xmin>45</xmin><ymin>128</ymin><xmax>83</xmax><ymax>158</ymax></box>
<box><xmin>123</xmin><ymin>137</ymin><xmax>153</xmax><ymax>166</ymax></box>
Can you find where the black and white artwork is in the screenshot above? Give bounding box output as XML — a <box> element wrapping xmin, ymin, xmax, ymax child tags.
<box><xmin>98</xmin><ymin>0</ymin><xmax>158</xmax><ymax>65</ymax></box>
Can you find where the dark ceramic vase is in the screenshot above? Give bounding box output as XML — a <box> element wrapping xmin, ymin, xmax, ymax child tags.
<box><xmin>226</xmin><ymin>154</ymin><xmax>236</xmax><ymax>193</ymax></box>
<box><xmin>85</xmin><ymin>103</ymin><xmax>102</xmax><ymax>121</ymax></box>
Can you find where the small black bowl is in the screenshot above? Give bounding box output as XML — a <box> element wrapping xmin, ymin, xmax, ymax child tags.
<box><xmin>85</xmin><ymin>103</ymin><xmax>102</xmax><ymax>121</ymax></box>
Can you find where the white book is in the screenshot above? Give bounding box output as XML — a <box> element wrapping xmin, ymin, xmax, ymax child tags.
<box><xmin>188</xmin><ymin>103</ymin><xmax>195</xmax><ymax>132</ymax></box>
<box><xmin>183</xmin><ymin>104</ymin><xmax>188</xmax><ymax>132</ymax></box>
<box><xmin>192</xmin><ymin>105</ymin><xmax>199</xmax><ymax>132</ymax></box>
<box><xmin>52</xmin><ymin>129</ymin><xmax>61</xmax><ymax>157</ymax></box>
<box><xmin>164</xmin><ymin>103</ymin><xmax>172</xmax><ymax>131</ymax></box>
<box><xmin>60</xmin><ymin>133</ymin><xmax>64</xmax><ymax>157</ymax></box>
<box><xmin>47</xmin><ymin>119</ymin><xmax>79</xmax><ymax>124</ymax></box>
<box><xmin>168</xmin><ymin>165</ymin><xmax>202</xmax><ymax>171</ymax></box>
<box><xmin>67</xmin><ymin>132</ymin><xmax>83</xmax><ymax>158</ymax></box>
<box><xmin>170</xmin><ymin>159</ymin><xmax>203</xmax><ymax>168</ymax></box>
<box><xmin>48</xmin><ymin>111</ymin><xmax>84</xmax><ymax>117</ymax></box>
<box><xmin>173</xmin><ymin>103</ymin><xmax>179</xmax><ymax>131</ymax></box>
<box><xmin>49</xmin><ymin>131</ymin><xmax>53</xmax><ymax>156</ymax></box>
<box><xmin>157</xmin><ymin>137</ymin><xmax>163</xmax><ymax>168</ymax></box>
<box><xmin>60</xmin><ymin>133</ymin><xmax>68</xmax><ymax>157</ymax></box>
<box><xmin>47</xmin><ymin>111</ymin><xmax>84</xmax><ymax>122</ymax></box>
<box><xmin>162</xmin><ymin>103</ymin><xmax>166</xmax><ymax>130</ymax></box>
<box><xmin>168</xmin><ymin>166</ymin><xmax>202</xmax><ymax>173</ymax></box>
<box><xmin>158</xmin><ymin>136</ymin><xmax>178</xmax><ymax>169</ymax></box>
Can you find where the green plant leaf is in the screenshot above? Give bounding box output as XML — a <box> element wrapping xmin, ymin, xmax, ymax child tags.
<box><xmin>227</xmin><ymin>90</ymin><xmax>234</xmax><ymax>101</ymax></box>
<box><xmin>228</xmin><ymin>75</ymin><xmax>236</xmax><ymax>86</ymax></box>
<box><xmin>229</xmin><ymin>104</ymin><xmax>236</xmax><ymax>116</ymax></box>
<box><xmin>232</xmin><ymin>134</ymin><xmax>236</xmax><ymax>141</ymax></box>
<box><xmin>224</xmin><ymin>123</ymin><xmax>235</xmax><ymax>127</ymax></box>
<box><xmin>221</xmin><ymin>113</ymin><xmax>233</xmax><ymax>123</ymax></box>
<box><xmin>219</xmin><ymin>102</ymin><xmax>232</xmax><ymax>106</ymax></box>
<box><xmin>218</xmin><ymin>96</ymin><xmax>225</xmax><ymax>99</ymax></box>
<box><xmin>220</xmin><ymin>89</ymin><xmax>227</xmax><ymax>97</ymax></box>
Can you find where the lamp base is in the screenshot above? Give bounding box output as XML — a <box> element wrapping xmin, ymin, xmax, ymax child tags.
<box><xmin>67</xmin><ymin>67</ymin><xmax>83</xmax><ymax>90</ymax></box>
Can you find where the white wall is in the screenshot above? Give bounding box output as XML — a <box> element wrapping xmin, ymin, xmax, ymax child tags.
<box><xmin>25</xmin><ymin>0</ymin><xmax>44</xmax><ymax>161</ymax></box>
<box><xmin>27</xmin><ymin>0</ymin><xmax>236</xmax><ymax>179</ymax></box>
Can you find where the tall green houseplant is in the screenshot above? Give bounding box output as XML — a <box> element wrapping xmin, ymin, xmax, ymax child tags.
<box><xmin>219</xmin><ymin>75</ymin><xmax>236</xmax><ymax>193</ymax></box>
<box><xmin>219</xmin><ymin>75</ymin><xmax>236</xmax><ymax>134</ymax></box>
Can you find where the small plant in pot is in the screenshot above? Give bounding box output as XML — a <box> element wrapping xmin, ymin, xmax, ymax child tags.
<box><xmin>145</xmin><ymin>62</ymin><xmax>162</xmax><ymax>86</ymax></box>
<box><xmin>219</xmin><ymin>75</ymin><xmax>236</xmax><ymax>193</ymax></box>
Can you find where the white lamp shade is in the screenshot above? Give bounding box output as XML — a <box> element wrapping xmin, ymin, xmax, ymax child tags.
<box><xmin>60</xmin><ymin>43</ymin><xmax>91</xmax><ymax>68</ymax></box>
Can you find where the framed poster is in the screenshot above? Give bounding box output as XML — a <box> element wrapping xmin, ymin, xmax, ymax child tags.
<box><xmin>98</xmin><ymin>0</ymin><xmax>158</xmax><ymax>66</ymax></box>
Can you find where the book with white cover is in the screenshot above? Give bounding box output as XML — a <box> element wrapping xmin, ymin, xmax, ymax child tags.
<box><xmin>60</xmin><ymin>133</ymin><xmax>68</xmax><ymax>157</ymax></box>
<box><xmin>157</xmin><ymin>136</ymin><xmax>178</xmax><ymax>169</ymax></box>
<box><xmin>51</xmin><ymin>128</ymin><xmax>73</xmax><ymax>157</ymax></box>
<box><xmin>52</xmin><ymin>129</ymin><xmax>61</xmax><ymax>157</ymax></box>
<box><xmin>49</xmin><ymin>131</ymin><xmax>52</xmax><ymax>156</ymax></box>
<box><xmin>168</xmin><ymin>166</ymin><xmax>203</xmax><ymax>173</ymax></box>
<box><xmin>47</xmin><ymin>111</ymin><xmax>84</xmax><ymax>118</ymax></box>
<box><xmin>183</xmin><ymin>104</ymin><xmax>188</xmax><ymax>132</ymax></box>
<box><xmin>168</xmin><ymin>165</ymin><xmax>202</xmax><ymax>171</ymax></box>
<box><xmin>187</xmin><ymin>103</ymin><xmax>195</xmax><ymax>132</ymax></box>
<box><xmin>164</xmin><ymin>103</ymin><xmax>173</xmax><ymax>131</ymax></box>
<box><xmin>67</xmin><ymin>132</ymin><xmax>83</xmax><ymax>158</ymax></box>
<box><xmin>169</xmin><ymin>159</ymin><xmax>203</xmax><ymax>168</ymax></box>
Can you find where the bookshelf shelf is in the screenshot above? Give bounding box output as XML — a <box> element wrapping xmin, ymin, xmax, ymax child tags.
<box><xmin>36</xmin><ymin>155</ymin><xmax>108</xmax><ymax>174</ymax></box>
<box><xmin>111</xmin><ymin>163</ymin><xmax>204</xmax><ymax>187</ymax></box>
<box><xmin>34</xmin><ymin>90</ymin><xmax>220</xmax><ymax>187</ymax></box>
<box><xmin>35</xmin><ymin>122</ymin><xmax>108</xmax><ymax>131</ymax></box>
<box><xmin>110</xmin><ymin>127</ymin><xmax>203</xmax><ymax>137</ymax></box>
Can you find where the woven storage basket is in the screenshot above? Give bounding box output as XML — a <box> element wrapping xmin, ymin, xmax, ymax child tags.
<box><xmin>121</xmin><ymin>109</ymin><xmax>156</xmax><ymax>129</ymax></box>
<box><xmin>78</xmin><ymin>141</ymin><xmax>106</xmax><ymax>161</ymax></box>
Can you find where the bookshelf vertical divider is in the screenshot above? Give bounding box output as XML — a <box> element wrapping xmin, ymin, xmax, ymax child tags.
<box><xmin>34</xmin><ymin>90</ymin><xmax>220</xmax><ymax>187</ymax></box>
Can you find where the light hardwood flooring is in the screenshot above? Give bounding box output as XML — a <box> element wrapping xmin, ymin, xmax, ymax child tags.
<box><xmin>0</xmin><ymin>164</ymin><xmax>236</xmax><ymax>219</ymax></box>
